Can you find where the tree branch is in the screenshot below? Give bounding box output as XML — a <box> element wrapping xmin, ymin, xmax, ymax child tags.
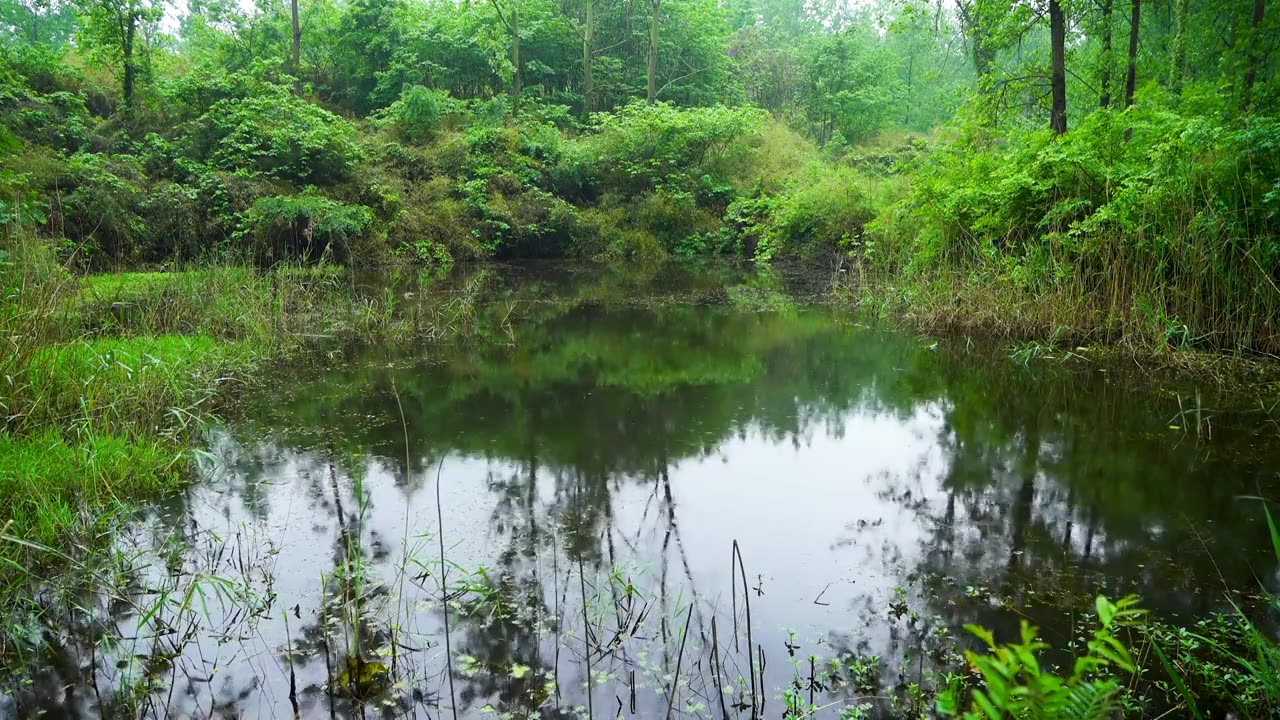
<box><xmin>656</xmin><ymin>66</ymin><xmax>707</xmax><ymax>97</ymax></box>
<box><xmin>487</xmin><ymin>0</ymin><xmax>513</xmax><ymax>34</ymax></box>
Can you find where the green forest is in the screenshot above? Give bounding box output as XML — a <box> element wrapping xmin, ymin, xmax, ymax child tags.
<box><xmin>1</xmin><ymin>0</ymin><xmax>1277</xmax><ymax>352</ymax></box>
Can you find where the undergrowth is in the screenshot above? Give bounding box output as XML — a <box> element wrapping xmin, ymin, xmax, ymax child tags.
<box><xmin>0</xmin><ymin>231</ymin><xmax>498</xmax><ymax>677</ymax></box>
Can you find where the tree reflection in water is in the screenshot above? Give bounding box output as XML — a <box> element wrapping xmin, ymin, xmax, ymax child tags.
<box><xmin>11</xmin><ymin>263</ymin><xmax>1279</xmax><ymax>718</ymax></box>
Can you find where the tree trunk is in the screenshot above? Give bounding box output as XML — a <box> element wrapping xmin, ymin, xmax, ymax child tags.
<box><xmin>904</xmin><ymin>54</ymin><xmax>914</xmax><ymax>125</ymax></box>
<box><xmin>583</xmin><ymin>0</ymin><xmax>593</xmax><ymax>115</ymax></box>
<box><xmin>958</xmin><ymin>1</ymin><xmax>994</xmax><ymax>82</ymax></box>
<box><xmin>1124</xmin><ymin>0</ymin><xmax>1140</xmax><ymax>141</ymax></box>
<box><xmin>1049</xmin><ymin>0</ymin><xmax>1067</xmax><ymax>134</ymax></box>
<box><xmin>290</xmin><ymin>0</ymin><xmax>301</xmax><ymax>78</ymax></box>
<box><xmin>511</xmin><ymin>3</ymin><xmax>520</xmax><ymax>115</ymax></box>
<box><xmin>122</xmin><ymin>13</ymin><xmax>136</xmax><ymax>111</ymax></box>
<box><xmin>647</xmin><ymin>0</ymin><xmax>659</xmax><ymax>105</ymax></box>
<box><xmin>1242</xmin><ymin>0</ymin><xmax>1265</xmax><ymax>111</ymax></box>
<box><xmin>1100</xmin><ymin>0</ymin><xmax>1113</xmax><ymax>108</ymax></box>
<box><xmin>1170</xmin><ymin>0</ymin><xmax>1188</xmax><ymax>92</ymax></box>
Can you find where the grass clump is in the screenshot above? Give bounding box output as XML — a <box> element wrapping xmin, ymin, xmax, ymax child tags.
<box><xmin>14</xmin><ymin>334</ymin><xmax>258</xmax><ymax>437</ymax></box>
<box><xmin>0</xmin><ymin>431</ymin><xmax>182</xmax><ymax>571</ymax></box>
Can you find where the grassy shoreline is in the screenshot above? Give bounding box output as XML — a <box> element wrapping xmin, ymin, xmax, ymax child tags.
<box><xmin>839</xmin><ymin>268</ymin><xmax>1280</xmax><ymax>390</ymax></box>
<box><xmin>1</xmin><ymin>255</ymin><xmax>1278</xmax><ymax>717</ymax></box>
<box><xmin>0</xmin><ymin>244</ymin><xmax>499</xmax><ymax>667</ymax></box>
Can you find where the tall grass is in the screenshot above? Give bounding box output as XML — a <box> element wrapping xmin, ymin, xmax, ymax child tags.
<box><xmin>857</xmin><ymin>103</ymin><xmax>1280</xmax><ymax>359</ymax></box>
<box><xmin>0</xmin><ymin>231</ymin><xmax>503</xmax><ymax>680</ymax></box>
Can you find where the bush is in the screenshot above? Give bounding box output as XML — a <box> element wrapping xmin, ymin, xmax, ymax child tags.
<box><xmin>157</xmin><ymin>64</ymin><xmax>288</xmax><ymax>123</ymax></box>
<box><xmin>189</xmin><ymin>166</ymin><xmax>286</xmax><ymax>247</ymax></box>
<box><xmin>376</xmin><ymin>85</ymin><xmax>456</xmax><ymax>144</ymax></box>
<box><xmin>140</xmin><ymin>181</ymin><xmax>202</xmax><ymax>262</ymax></box>
<box><xmin>183</xmin><ymin>87</ymin><xmax>362</xmax><ymax>186</ymax></box>
<box><xmin>869</xmin><ymin>97</ymin><xmax>1280</xmax><ymax>354</ymax></box>
<box><xmin>727</xmin><ymin>164</ymin><xmax>876</xmax><ymax>261</ymax></box>
<box><xmin>57</xmin><ymin>152</ymin><xmax>147</xmax><ymax>267</ymax></box>
<box><xmin>585</xmin><ymin>102</ymin><xmax>765</xmax><ymax>198</ymax></box>
<box><xmin>629</xmin><ymin>190</ymin><xmax>719</xmax><ymax>251</ymax></box>
<box><xmin>240</xmin><ymin>194</ymin><xmax>376</xmax><ymax>264</ymax></box>
<box><xmin>572</xmin><ymin>200</ymin><xmax>665</xmax><ymax>261</ymax></box>
<box><xmin>387</xmin><ymin>178</ymin><xmax>480</xmax><ymax>262</ymax></box>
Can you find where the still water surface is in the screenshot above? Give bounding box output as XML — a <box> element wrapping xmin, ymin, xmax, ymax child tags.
<box><xmin>20</xmin><ymin>263</ymin><xmax>1280</xmax><ymax>718</ymax></box>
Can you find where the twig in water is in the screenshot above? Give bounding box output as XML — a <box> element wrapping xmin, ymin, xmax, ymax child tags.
<box><xmin>711</xmin><ymin>616</ymin><xmax>729</xmax><ymax>720</ymax></box>
<box><xmin>808</xmin><ymin>656</ymin><xmax>815</xmax><ymax>711</ymax></box>
<box><xmin>812</xmin><ymin>582</ymin><xmax>832</xmax><ymax>606</ymax></box>
<box><xmin>757</xmin><ymin>645</ymin><xmax>766</xmax><ymax>717</ymax></box>
<box><xmin>391</xmin><ymin>379</ymin><xmax>413</xmax><ymax>677</ymax></box>
<box><xmin>732</xmin><ymin>540</ymin><xmax>758</xmax><ymax>719</ymax></box>
<box><xmin>580</xmin><ymin>554</ymin><xmax>594</xmax><ymax>720</ymax></box>
<box><xmin>665</xmin><ymin>603</ymin><xmax>695</xmax><ymax>720</ymax></box>
<box><xmin>553</xmin><ymin>533</ymin><xmax>562</xmax><ymax>706</ymax></box>
<box><xmin>284</xmin><ymin>608</ymin><xmax>299</xmax><ymax>717</ymax></box>
<box><xmin>435</xmin><ymin>457</ymin><xmax>459</xmax><ymax>720</ymax></box>
<box><xmin>320</xmin><ymin>573</ymin><xmax>337</xmax><ymax>720</ymax></box>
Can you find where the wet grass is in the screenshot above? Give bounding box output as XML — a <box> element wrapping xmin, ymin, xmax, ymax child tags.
<box><xmin>0</xmin><ymin>235</ymin><xmax>506</xmax><ymax>683</ymax></box>
<box><xmin>0</xmin><ymin>431</ymin><xmax>182</xmax><ymax>569</ymax></box>
<box><xmin>16</xmin><ymin>335</ymin><xmax>258</xmax><ymax>436</ymax></box>
<box><xmin>840</xmin><ymin>268</ymin><xmax>1280</xmax><ymax>386</ymax></box>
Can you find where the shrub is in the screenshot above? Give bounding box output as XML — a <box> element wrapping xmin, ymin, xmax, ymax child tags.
<box><xmin>572</xmin><ymin>200</ymin><xmax>665</xmax><ymax>262</ymax></box>
<box><xmin>240</xmin><ymin>194</ymin><xmax>375</xmax><ymax>264</ymax></box>
<box><xmin>388</xmin><ymin>177</ymin><xmax>481</xmax><ymax>260</ymax></box>
<box><xmin>869</xmin><ymin>98</ymin><xmax>1280</xmax><ymax>354</ymax></box>
<box><xmin>629</xmin><ymin>190</ymin><xmax>719</xmax><ymax>251</ymax></box>
<box><xmin>157</xmin><ymin>64</ymin><xmax>288</xmax><ymax>123</ymax></box>
<box><xmin>57</xmin><ymin>152</ymin><xmax>147</xmax><ymax>267</ymax></box>
<box><xmin>140</xmin><ymin>181</ymin><xmax>202</xmax><ymax>262</ymax></box>
<box><xmin>728</xmin><ymin>164</ymin><xmax>876</xmax><ymax>261</ymax></box>
<box><xmin>189</xmin><ymin>166</ymin><xmax>286</xmax><ymax>247</ymax></box>
<box><xmin>585</xmin><ymin>102</ymin><xmax>766</xmax><ymax>197</ymax></box>
<box><xmin>376</xmin><ymin>85</ymin><xmax>455</xmax><ymax>144</ymax></box>
<box><xmin>183</xmin><ymin>87</ymin><xmax>362</xmax><ymax>186</ymax></box>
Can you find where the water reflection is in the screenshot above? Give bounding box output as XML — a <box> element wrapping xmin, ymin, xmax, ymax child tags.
<box><xmin>11</xmin><ymin>263</ymin><xmax>1279</xmax><ymax>719</ymax></box>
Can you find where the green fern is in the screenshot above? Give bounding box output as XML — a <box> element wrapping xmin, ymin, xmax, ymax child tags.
<box><xmin>1056</xmin><ymin>680</ymin><xmax>1123</xmax><ymax>720</ymax></box>
<box><xmin>939</xmin><ymin>596</ymin><xmax>1144</xmax><ymax>720</ymax></box>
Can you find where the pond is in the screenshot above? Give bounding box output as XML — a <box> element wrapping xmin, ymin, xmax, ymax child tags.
<box><xmin>15</xmin><ymin>262</ymin><xmax>1280</xmax><ymax>719</ymax></box>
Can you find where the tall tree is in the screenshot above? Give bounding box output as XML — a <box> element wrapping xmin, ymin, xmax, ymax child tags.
<box><xmin>646</xmin><ymin>0</ymin><xmax>659</xmax><ymax>105</ymax></box>
<box><xmin>957</xmin><ymin>0</ymin><xmax>995</xmax><ymax>82</ymax></box>
<box><xmin>1099</xmin><ymin>0</ymin><xmax>1113</xmax><ymax>108</ymax></box>
<box><xmin>290</xmin><ymin>0</ymin><xmax>300</xmax><ymax>77</ymax></box>
<box><xmin>1048</xmin><ymin>0</ymin><xmax>1067</xmax><ymax>133</ymax></box>
<box><xmin>582</xmin><ymin>0</ymin><xmax>594</xmax><ymax>113</ymax></box>
<box><xmin>1241</xmin><ymin>0</ymin><xmax>1265</xmax><ymax>111</ymax></box>
<box><xmin>1123</xmin><ymin>0</ymin><xmax>1139</xmax><ymax>140</ymax></box>
<box><xmin>1</xmin><ymin>0</ymin><xmax>77</xmax><ymax>46</ymax></box>
<box><xmin>1169</xmin><ymin>0</ymin><xmax>1187</xmax><ymax>92</ymax></box>
<box><xmin>1123</xmin><ymin>0</ymin><xmax>1139</xmax><ymax>109</ymax></box>
<box><xmin>488</xmin><ymin>0</ymin><xmax>520</xmax><ymax>113</ymax></box>
<box><xmin>559</xmin><ymin>0</ymin><xmax>599</xmax><ymax>115</ymax></box>
<box><xmin>76</xmin><ymin>0</ymin><xmax>161</xmax><ymax>112</ymax></box>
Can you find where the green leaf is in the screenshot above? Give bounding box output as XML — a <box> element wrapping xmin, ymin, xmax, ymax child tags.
<box><xmin>1095</xmin><ymin>596</ymin><xmax>1115</xmax><ymax>627</ymax></box>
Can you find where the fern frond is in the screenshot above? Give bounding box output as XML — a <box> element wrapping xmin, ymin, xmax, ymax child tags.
<box><xmin>1056</xmin><ymin>680</ymin><xmax>1121</xmax><ymax>720</ymax></box>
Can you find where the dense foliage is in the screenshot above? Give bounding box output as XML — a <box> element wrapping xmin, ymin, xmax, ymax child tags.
<box><xmin>0</xmin><ymin>0</ymin><xmax>1277</xmax><ymax>351</ymax></box>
